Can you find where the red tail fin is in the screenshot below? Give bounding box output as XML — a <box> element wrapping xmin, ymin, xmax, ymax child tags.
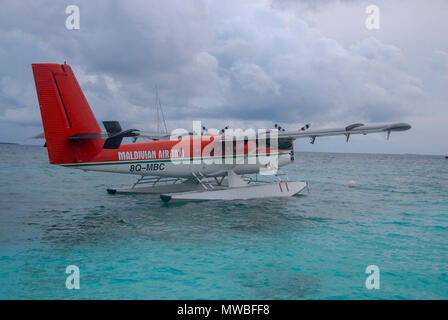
<box><xmin>32</xmin><ymin>63</ymin><xmax>104</xmax><ymax>164</ymax></box>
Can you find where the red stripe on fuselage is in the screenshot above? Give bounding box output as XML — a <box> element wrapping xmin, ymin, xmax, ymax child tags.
<box><xmin>74</xmin><ymin>136</ymin><xmax>292</xmax><ymax>165</ymax></box>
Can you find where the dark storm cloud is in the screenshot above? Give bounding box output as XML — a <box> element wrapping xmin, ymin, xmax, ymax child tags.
<box><xmin>0</xmin><ymin>0</ymin><xmax>425</xmax><ymax>136</ymax></box>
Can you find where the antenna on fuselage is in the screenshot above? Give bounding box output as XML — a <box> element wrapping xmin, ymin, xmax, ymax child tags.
<box><xmin>154</xmin><ymin>85</ymin><xmax>168</xmax><ymax>135</ymax></box>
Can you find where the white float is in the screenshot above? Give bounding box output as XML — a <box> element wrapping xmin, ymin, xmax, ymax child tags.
<box><xmin>160</xmin><ymin>181</ymin><xmax>307</xmax><ymax>202</ymax></box>
<box><xmin>160</xmin><ymin>169</ymin><xmax>307</xmax><ymax>202</ymax></box>
<box><xmin>108</xmin><ymin>169</ymin><xmax>308</xmax><ymax>202</ymax></box>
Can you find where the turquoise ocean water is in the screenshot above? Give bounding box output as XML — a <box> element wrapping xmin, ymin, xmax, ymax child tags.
<box><xmin>0</xmin><ymin>144</ymin><xmax>447</xmax><ymax>299</ymax></box>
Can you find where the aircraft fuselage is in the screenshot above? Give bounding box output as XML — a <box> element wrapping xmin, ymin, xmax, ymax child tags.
<box><xmin>62</xmin><ymin>136</ymin><xmax>293</xmax><ymax>177</ymax></box>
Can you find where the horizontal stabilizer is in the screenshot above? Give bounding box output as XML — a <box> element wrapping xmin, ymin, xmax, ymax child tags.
<box><xmin>67</xmin><ymin>121</ymin><xmax>139</xmax><ymax>149</ymax></box>
<box><xmin>69</xmin><ymin>133</ymin><xmax>108</xmax><ymax>140</ymax></box>
<box><xmin>103</xmin><ymin>121</ymin><xmax>122</xmax><ymax>134</ymax></box>
<box><xmin>103</xmin><ymin>129</ymin><xmax>140</xmax><ymax>149</ymax></box>
<box><xmin>30</xmin><ymin>132</ymin><xmax>45</xmax><ymax>139</ymax></box>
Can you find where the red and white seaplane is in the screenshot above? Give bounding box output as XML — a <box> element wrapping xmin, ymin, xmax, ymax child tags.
<box><xmin>32</xmin><ymin>63</ymin><xmax>411</xmax><ymax>202</ymax></box>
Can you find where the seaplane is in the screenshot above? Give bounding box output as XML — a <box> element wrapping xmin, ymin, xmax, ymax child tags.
<box><xmin>31</xmin><ymin>63</ymin><xmax>411</xmax><ymax>202</ymax></box>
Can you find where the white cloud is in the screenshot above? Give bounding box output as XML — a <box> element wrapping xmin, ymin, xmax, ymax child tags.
<box><xmin>230</xmin><ymin>63</ymin><xmax>280</xmax><ymax>95</ymax></box>
<box><xmin>0</xmin><ymin>106</ymin><xmax>40</xmax><ymax>125</ymax></box>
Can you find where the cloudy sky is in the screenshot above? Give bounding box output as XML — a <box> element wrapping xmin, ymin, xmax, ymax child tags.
<box><xmin>0</xmin><ymin>0</ymin><xmax>446</xmax><ymax>154</ymax></box>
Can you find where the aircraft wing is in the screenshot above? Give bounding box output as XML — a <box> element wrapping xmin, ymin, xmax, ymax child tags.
<box><xmin>31</xmin><ymin>121</ymin><xmax>411</xmax><ymax>145</ymax></box>
<box><xmin>139</xmin><ymin>122</ymin><xmax>412</xmax><ymax>143</ymax></box>
<box><xmin>138</xmin><ymin>131</ymin><xmax>219</xmax><ymax>140</ymax></box>
<box><xmin>137</xmin><ymin>132</ymin><xmax>172</xmax><ymax>140</ymax></box>
<box><xmin>276</xmin><ymin>122</ymin><xmax>411</xmax><ymax>143</ymax></box>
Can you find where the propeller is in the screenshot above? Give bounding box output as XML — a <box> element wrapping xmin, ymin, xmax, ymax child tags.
<box><xmin>220</xmin><ymin>125</ymin><xmax>229</xmax><ymax>134</ymax></box>
<box><xmin>301</xmin><ymin>123</ymin><xmax>311</xmax><ymax>131</ymax></box>
<box><xmin>274</xmin><ymin>124</ymin><xmax>286</xmax><ymax>132</ymax></box>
